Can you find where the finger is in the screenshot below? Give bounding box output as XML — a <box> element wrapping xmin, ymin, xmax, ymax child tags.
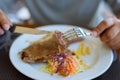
<box><xmin>110</xmin><ymin>40</ymin><xmax>120</xmax><ymax>49</ymax></box>
<box><xmin>92</xmin><ymin>18</ymin><xmax>114</xmax><ymax>37</ymax></box>
<box><xmin>113</xmin><ymin>41</ymin><xmax>120</xmax><ymax>49</ymax></box>
<box><xmin>0</xmin><ymin>27</ymin><xmax>4</xmax><ymax>35</ymax></box>
<box><xmin>3</xmin><ymin>24</ymin><xmax>10</xmax><ymax>30</ymax></box>
<box><xmin>0</xmin><ymin>10</ymin><xmax>12</xmax><ymax>30</ymax></box>
<box><xmin>107</xmin><ymin>32</ymin><xmax>120</xmax><ymax>49</ymax></box>
<box><xmin>100</xmin><ymin>25</ymin><xmax>120</xmax><ymax>42</ymax></box>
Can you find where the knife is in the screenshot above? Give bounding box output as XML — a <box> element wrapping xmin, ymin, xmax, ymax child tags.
<box><xmin>9</xmin><ymin>26</ymin><xmax>51</xmax><ymax>34</ymax></box>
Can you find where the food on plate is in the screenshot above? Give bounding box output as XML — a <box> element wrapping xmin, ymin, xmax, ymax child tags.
<box><xmin>73</xmin><ymin>42</ymin><xmax>91</xmax><ymax>59</ymax></box>
<box><xmin>19</xmin><ymin>31</ymin><xmax>67</xmax><ymax>63</ymax></box>
<box><xmin>19</xmin><ymin>30</ymin><xmax>91</xmax><ymax>77</ymax></box>
<box><xmin>40</xmin><ymin>46</ymin><xmax>90</xmax><ymax>77</ymax></box>
<box><xmin>19</xmin><ymin>30</ymin><xmax>83</xmax><ymax>63</ymax></box>
<box><xmin>47</xmin><ymin>51</ymin><xmax>79</xmax><ymax>76</ymax></box>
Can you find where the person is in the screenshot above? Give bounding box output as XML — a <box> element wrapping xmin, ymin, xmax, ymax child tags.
<box><xmin>0</xmin><ymin>0</ymin><xmax>120</xmax><ymax>55</ymax></box>
<box><xmin>24</xmin><ymin>0</ymin><xmax>120</xmax><ymax>55</ymax></box>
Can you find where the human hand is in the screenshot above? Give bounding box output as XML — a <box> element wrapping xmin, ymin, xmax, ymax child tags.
<box><xmin>0</xmin><ymin>9</ymin><xmax>12</xmax><ymax>35</ymax></box>
<box><xmin>92</xmin><ymin>17</ymin><xmax>120</xmax><ymax>50</ymax></box>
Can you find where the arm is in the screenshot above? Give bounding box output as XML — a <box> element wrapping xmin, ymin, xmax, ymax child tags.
<box><xmin>92</xmin><ymin>0</ymin><xmax>120</xmax><ymax>58</ymax></box>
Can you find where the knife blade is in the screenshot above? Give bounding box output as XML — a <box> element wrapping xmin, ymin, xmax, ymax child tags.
<box><xmin>9</xmin><ymin>26</ymin><xmax>51</xmax><ymax>34</ymax></box>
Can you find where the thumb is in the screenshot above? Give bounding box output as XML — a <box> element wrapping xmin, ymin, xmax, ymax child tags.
<box><xmin>92</xmin><ymin>18</ymin><xmax>114</xmax><ymax>37</ymax></box>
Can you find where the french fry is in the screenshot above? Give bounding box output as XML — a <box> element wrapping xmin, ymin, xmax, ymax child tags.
<box><xmin>80</xmin><ymin>42</ymin><xmax>86</xmax><ymax>56</ymax></box>
<box><xmin>86</xmin><ymin>46</ymin><xmax>90</xmax><ymax>55</ymax></box>
<box><xmin>77</xmin><ymin>43</ymin><xmax>81</xmax><ymax>55</ymax></box>
<box><xmin>73</xmin><ymin>42</ymin><xmax>91</xmax><ymax>58</ymax></box>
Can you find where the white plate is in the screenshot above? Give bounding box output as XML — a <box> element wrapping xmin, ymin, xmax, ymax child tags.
<box><xmin>9</xmin><ymin>25</ymin><xmax>113</xmax><ymax>80</ymax></box>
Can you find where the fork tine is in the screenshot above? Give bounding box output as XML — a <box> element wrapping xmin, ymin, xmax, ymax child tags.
<box><xmin>62</xmin><ymin>27</ymin><xmax>91</xmax><ymax>43</ymax></box>
<box><xmin>63</xmin><ymin>29</ymin><xmax>74</xmax><ymax>35</ymax></box>
<box><xmin>62</xmin><ymin>28</ymin><xmax>79</xmax><ymax>41</ymax></box>
<box><xmin>77</xmin><ymin>28</ymin><xmax>86</xmax><ymax>36</ymax></box>
<box><xmin>75</xmin><ymin>28</ymin><xmax>91</xmax><ymax>36</ymax></box>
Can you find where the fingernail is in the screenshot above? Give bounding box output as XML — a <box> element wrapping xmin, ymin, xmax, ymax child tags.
<box><xmin>92</xmin><ymin>31</ymin><xmax>98</xmax><ymax>37</ymax></box>
<box><xmin>0</xmin><ymin>29</ymin><xmax>4</xmax><ymax>35</ymax></box>
<box><xmin>3</xmin><ymin>24</ymin><xmax>10</xmax><ymax>30</ymax></box>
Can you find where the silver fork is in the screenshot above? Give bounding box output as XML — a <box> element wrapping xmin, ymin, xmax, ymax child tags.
<box><xmin>62</xmin><ymin>27</ymin><xmax>91</xmax><ymax>42</ymax></box>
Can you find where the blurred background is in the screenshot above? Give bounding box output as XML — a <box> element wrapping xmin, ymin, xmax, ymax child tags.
<box><xmin>0</xmin><ymin>0</ymin><xmax>37</xmax><ymax>27</ymax></box>
<box><xmin>1</xmin><ymin>0</ymin><xmax>120</xmax><ymax>28</ymax></box>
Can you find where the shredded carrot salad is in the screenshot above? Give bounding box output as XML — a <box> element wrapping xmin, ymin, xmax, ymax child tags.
<box><xmin>40</xmin><ymin>42</ymin><xmax>91</xmax><ymax>77</ymax></box>
<box><xmin>47</xmin><ymin>51</ymin><xmax>79</xmax><ymax>76</ymax></box>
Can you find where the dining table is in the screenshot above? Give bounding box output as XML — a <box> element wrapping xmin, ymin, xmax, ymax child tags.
<box><xmin>0</xmin><ymin>24</ymin><xmax>120</xmax><ymax>80</ymax></box>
